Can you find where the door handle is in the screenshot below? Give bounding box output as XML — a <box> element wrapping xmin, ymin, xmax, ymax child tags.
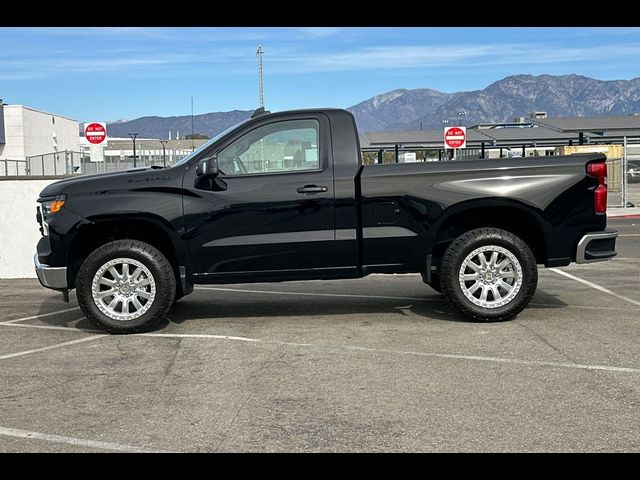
<box><xmin>296</xmin><ymin>185</ymin><xmax>328</xmax><ymax>194</ymax></box>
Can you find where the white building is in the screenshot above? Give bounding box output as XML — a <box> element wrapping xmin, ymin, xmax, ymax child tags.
<box><xmin>0</xmin><ymin>102</ymin><xmax>80</xmax><ymax>175</ymax></box>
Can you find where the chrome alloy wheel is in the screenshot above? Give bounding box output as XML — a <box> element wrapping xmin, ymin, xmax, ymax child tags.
<box><xmin>91</xmin><ymin>258</ymin><xmax>156</xmax><ymax>321</ymax></box>
<box><xmin>458</xmin><ymin>245</ymin><xmax>523</xmax><ymax>309</ymax></box>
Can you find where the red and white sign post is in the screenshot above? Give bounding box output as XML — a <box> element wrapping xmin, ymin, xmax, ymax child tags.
<box><xmin>84</xmin><ymin>122</ymin><xmax>107</xmax><ymax>144</ymax></box>
<box><xmin>444</xmin><ymin>126</ymin><xmax>466</xmax><ymax>160</ymax></box>
<box><xmin>84</xmin><ymin>122</ymin><xmax>108</xmax><ymax>163</ymax></box>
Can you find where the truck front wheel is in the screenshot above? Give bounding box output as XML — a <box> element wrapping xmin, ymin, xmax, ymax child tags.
<box><xmin>76</xmin><ymin>240</ymin><xmax>176</xmax><ymax>333</ymax></box>
<box><xmin>440</xmin><ymin>228</ymin><xmax>538</xmax><ymax>322</ymax></box>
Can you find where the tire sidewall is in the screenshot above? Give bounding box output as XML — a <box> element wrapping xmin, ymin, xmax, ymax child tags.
<box><xmin>77</xmin><ymin>240</ymin><xmax>175</xmax><ymax>332</ymax></box>
<box><xmin>441</xmin><ymin>229</ymin><xmax>538</xmax><ymax>321</ymax></box>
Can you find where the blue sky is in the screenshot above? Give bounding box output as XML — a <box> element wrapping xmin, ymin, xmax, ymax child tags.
<box><xmin>2</xmin><ymin>27</ymin><xmax>640</xmax><ymax>122</ymax></box>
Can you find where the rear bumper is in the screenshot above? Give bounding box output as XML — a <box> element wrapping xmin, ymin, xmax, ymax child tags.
<box><xmin>34</xmin><ymin>253</ymin><xmax>68</xmax><ymax>289</ymax></box>
<box><xmin>576</xmin><ymin>229</ymin><xmax>618</xmax><ymax>264</ymax></box>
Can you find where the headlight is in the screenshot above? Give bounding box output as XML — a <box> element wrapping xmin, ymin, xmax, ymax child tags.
<box><xmin>41</xmin><ymin>194</ymin><xmax>66</xmax><ymax>215</ymax></box>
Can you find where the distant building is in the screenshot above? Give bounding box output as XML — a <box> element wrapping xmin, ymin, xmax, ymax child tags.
<box><xmin>0</xmin><ymin>101</ymin><xmax>80</xmax><ymax>175</ymax></box>
<box><xmin>360</xmin><ymin>113</ymin><xmax>640</xmax><ymax>162</ymax></box>
<box><xmin>78</xmin><ymin>137</ymin><xmax>209</xmax><ymax>174</ymax></box>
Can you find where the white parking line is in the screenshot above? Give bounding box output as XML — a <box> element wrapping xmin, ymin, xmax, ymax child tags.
<box><xmin>549</xmin><ymin>268</ymin><xmax>640</xmax><ymax>307</ymax></box>
<box><xmin>139</xmin><ymin>332</ymin><xmax>312</xmax><ymax>347</ymax></box>
<box><xmin>195</xmin><ymin>286</ymin><xmax>442</xmax><ymax>302</ymax></box>
<box><xmin>0</xmin><ymin>322</ymin><xmax>103</xmax><ymax>333</ymax></box>
<box><xmin>137</xmin><ymin>330</ymin><xmax>640</xmax><ymax>374</ymax></box>
<box><xmin>1</xmin><ymin>320</ymin><xmax>638</xmax><ymax>374</ymax></box>
<box><xmin>0</xmin><ymin>335</ymin><xmax>103</xmax><ymax>361</ymax></box>
<box><xmin>0</xmin><ymin>426</ymin><xmax>172</xmax><ymax>453</ymax></box>
<box><xmin>345</xmin><ymin>346</ymin><xmax>640</xmax><ymax>374</ymax></box>
<box><xmin>529</xmin><ymin>302</ymin><xmax>640</xmax><ymax>311</ymax></box>
<box><xmin>2</xmin><ymin>307</ymin><xmax>81</xmax><ymax>324</ymax></box>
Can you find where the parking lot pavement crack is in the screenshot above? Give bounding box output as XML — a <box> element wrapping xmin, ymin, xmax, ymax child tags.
<box><xmin>513</xmin><ymin>320</ymin><xmax>578</xmax><ymax>364</ymax></box>
<box><xmin>212</xmin><ymin>344</ymin><xmax>287</xmax><ymax>451</ymax></box>
<box><xmin>214</xmin><ymin>396</ymin><xmax>249</xmax><ymax>453</ymax></box>
<box><xmin>0</xmin><ymin>376</ymin><xmax>81</xmax><ymax>401</ymax></box>
<box><xmin>114</xmin><ymin>337</ymin><xmax>129</xmax><ymax>363</ymax></box>
<box><xmin>163</xmin><ymin>338</ymin><xmax>182</xmax><ymax>379</ymax></box>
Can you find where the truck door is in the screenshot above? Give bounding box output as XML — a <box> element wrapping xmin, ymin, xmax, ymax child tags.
<box><xmin>183</xmin><ymin>114</ymin><xmax>335</xmax><ymax>278</ymax></box>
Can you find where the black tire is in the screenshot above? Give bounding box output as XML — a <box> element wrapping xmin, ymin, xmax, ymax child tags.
<box><xmin>76</xmin><ymin>240</ymin><xmax>176</xmax><ymax>333</ymax></box>
<box><xmin>440</xmin><ymin>228</ymin><xmax>538</xmax><ymax>322</ymax></box>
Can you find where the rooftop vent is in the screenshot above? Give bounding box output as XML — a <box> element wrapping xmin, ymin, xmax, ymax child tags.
<box><xmin>529</xmin><ymin>111</ymin><xmax>547</xmax><ymax>119</ymax></box>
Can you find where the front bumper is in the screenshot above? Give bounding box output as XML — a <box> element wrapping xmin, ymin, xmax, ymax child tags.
<box><xmin>34</xmin><ymin>253</ymin><xmax>68</xmax><ymax>289</ymax></box>
<box><xmin>576</xmin><ymin>229</ymin><xmax>618</xmax><ymax>264</ymax></box>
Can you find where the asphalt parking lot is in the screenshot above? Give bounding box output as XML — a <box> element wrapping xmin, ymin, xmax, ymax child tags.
<box><xmin>1</xmin><ymin>217</ymin><xmax>639</xmax><ymax>452</ymax></box>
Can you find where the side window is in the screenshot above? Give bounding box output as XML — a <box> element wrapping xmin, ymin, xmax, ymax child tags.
<box><xmin>218</xmin><ymin>119</ymin><xmax>320</xmax><ymax>176</ymax></box>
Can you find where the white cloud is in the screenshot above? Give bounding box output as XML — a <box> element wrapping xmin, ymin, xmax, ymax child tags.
<box><xmin>14</xmin><ymin>27</ymin><xmax>172</xmax><ymax>39</ymax></box>
<box><xmin>4</xmin><ymin>33</ymin><xmax>640</xmax><ymax>82</ymax></box>
<box><xmin>294</xmin><ymin>27</ymin><xmax>342</xmax><ymax>38</ymax></box>
<box><xmin>264</xmin><ymin>43</ymin><xmax>640</xmax><ymax>73</ymax></box>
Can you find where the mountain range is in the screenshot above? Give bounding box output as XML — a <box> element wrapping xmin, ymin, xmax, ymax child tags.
<box><xmin>104</xmin><ymin>74</ymin><xmax>640</xmax><ymax>138</ymax></box>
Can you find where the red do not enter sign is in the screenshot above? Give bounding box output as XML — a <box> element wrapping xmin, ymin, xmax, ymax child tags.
<box><xmin>444</xmin><ymin>126</ymin><xmax>466</xmax><ymax>149</ymax></box>
<box><xmin>85</xmin><ymin>122</ymin><xmax>107</xmax><ymax>145</ymax></box>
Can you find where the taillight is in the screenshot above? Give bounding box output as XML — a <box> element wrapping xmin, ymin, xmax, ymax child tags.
<box><xmin>587</xmin><ymin>162</ymin><xmax>607</xmax><ymax>214</ymax></box>
<box><xmin>593</xmin><ymin>185</ymin><xmax>607</xmax><ymax>213</ymax></box>
<box><xmin>587</xmin><ymin>162</ymin><xmax>607</xmax><ymax>183</ymax></box>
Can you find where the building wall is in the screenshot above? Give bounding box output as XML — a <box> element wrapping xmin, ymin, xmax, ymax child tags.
<box><xmin>0</xmin><ymin>106</ymin><xmax>80</xmax><ymax>175</ymax></box>
<box><xmin>0</xmin><ymin>104</ymin><xmax>5</xmax><ymax>146</ymax></box>
<box><xmin>0</xmin><ymin>178</ymin><xmax>57</xmax><ymax>278</ymax></box>
<box><xmin>22</xmin><ymin>106</ymin><xmax>79</xmax><ymax>158</ymax></box>
<box><xmin>0</xmin><ymin>105</ymin><xmax>26</xmax><ymax>160</ymax></box>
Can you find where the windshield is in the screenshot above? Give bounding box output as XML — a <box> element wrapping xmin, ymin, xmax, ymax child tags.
<box><xmin>173</xmin><ymin>118</ymin><xmax>251</xmax><ymax>167</ymax></box>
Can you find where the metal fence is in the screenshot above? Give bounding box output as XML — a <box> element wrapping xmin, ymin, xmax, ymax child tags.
<box><xmin>79</xmin><ymin>143</ymin><xmax>192</xmax><ymax>175</ymax></box>
<box><xmin>2</xmin><ymin>138</ymin><xmax>640</xmax><ymax>208</ymax></box>
<box><xmin>0</xmin><ymin>159</ymin><xmax>28</xmax><ymax>176</ymax></box>
<box><xmin>602</xmin><ymin>138</ymin><xmax>640</xmax><ymax>208</ymax></box>
<box><xmin>0</xmin><ymin>149</ymin><xmax>192</xmax><ymax>177</ymax></box>
<box><xmin>363</xmin><ymin>140</ymin><xmax>640</xmax><ymax>208</ymax></box>
<box><xmin>622</xmin><ymin>137</ymin><xmax>640</xmax><ymax>208</ymax></box>
<box><xmin>23</xmin><ymin>151</ymin><xmax>84</xmax><ymax>176</ymax></box>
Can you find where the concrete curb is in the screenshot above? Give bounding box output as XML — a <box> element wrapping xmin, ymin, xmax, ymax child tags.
<box><xmin>608</xmin><ymin>207</ymin><xmax>640</xmax><ymax>218</ymax></box>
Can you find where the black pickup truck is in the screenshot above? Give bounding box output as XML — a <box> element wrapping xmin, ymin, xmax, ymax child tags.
<box><xmin>35</xmin><ymin>108</ymin><xmax>618</xmax><ymax>332</ymax></box>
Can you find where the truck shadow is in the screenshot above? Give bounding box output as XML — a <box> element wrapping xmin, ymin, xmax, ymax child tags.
<box><xmin>35</xmin><ymin>287</ymin><xmax>569</xmax><ymax>332</ymax></box>
<box><xmin>164</xmin><ymin>288</ymin><xmax>569</xmax><ymax>326</ymax></box>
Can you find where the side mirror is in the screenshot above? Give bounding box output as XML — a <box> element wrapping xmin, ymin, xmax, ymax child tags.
<box><xmin>196</xmin><ymin>154</ymin><xmax>219</xmax><ymax>177</ymax></box>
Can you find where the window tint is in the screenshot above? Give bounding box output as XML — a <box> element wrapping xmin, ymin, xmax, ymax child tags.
<box><xmin>218</xmin><ymin>119</ymin><xmax>320</xmax><ymax>176</ymax></box>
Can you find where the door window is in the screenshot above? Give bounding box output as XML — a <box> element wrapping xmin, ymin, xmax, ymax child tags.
<box><xmin>218</xmin><ymin>119</ymin><xmax>320</xmax><ymax>176</ymax></box>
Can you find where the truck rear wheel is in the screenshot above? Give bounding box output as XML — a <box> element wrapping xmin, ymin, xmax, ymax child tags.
<box><xmin>440</xmin><ymin>228</ymin><xmax>537</xmax><ymax>322</ymax></box>
<box><xmin>76</xmin><ymin>240</ymin><xmax>176</xmax><ymax>333</ymax></box>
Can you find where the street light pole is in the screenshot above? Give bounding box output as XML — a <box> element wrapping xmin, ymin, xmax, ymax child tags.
<box><xmin>159</xmin><ymin>140</ymin><xmax>168</xmax><ymax>168</ymax></box>
<box><xmin>128</xmin><ymin>132</ymin><xmax>139</xmax><ymax>168</ymax></box>
<box><xmin>441</xmin><ymin>120</ymin><xmax>449</xmax><ymax>161</ymax></box>
<box><xmin>457</xmin><ymin>110</ymin><xmax>467</xmax><ymax>127</ymax></box>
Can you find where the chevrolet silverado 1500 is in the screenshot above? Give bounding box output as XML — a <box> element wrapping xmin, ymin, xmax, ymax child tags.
<box><xmin>34</xmin><ymin>108</ymin><xmax>618</xmax><ymax>332</ymax></box>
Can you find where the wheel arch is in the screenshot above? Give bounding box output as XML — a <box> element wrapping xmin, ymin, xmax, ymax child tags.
<box><xmin>428</xmin><ymin>198</ymin><xmax>550</xmax><ymax>267</ymax></box>
<box><xmin>67</xmin><ymin>214</ymin><xmax>189</xmax><ymax>295</ymax></box>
